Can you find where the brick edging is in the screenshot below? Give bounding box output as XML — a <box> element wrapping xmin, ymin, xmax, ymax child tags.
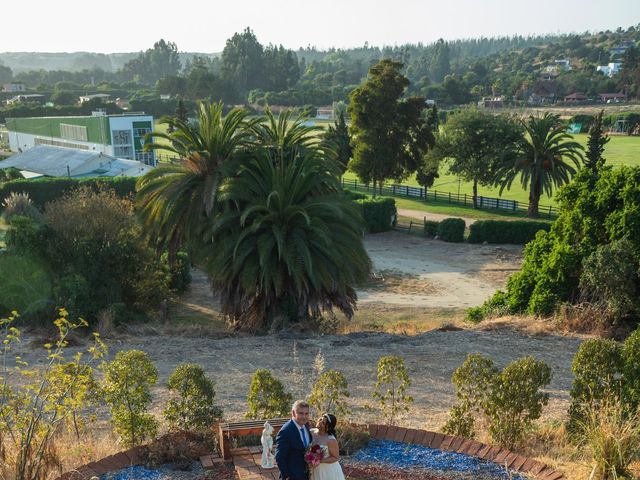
<box><xmin>367</xmin><ymin>424</ymin><xmax>564</xmax><ymax>480</ymax></box>
<box><xmin>54</xmin><ymin>432</ymin><xmax>222</xmax><ymax>480</ymax></box>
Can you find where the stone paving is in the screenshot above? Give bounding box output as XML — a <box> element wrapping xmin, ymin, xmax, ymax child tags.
<box><xmin>201</xmin><ymin>446</ymin><xmax>280</xmax><ymax>480</ymax></box>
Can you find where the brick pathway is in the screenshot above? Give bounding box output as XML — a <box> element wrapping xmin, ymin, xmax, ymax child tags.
<box><xmin>201</xmin><ymin>446</ymin><xmax>280</xmax><ymax>480</ymax></box>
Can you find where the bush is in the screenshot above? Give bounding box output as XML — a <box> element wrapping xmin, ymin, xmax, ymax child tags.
<box><xmin>424</xmin><ymin>220</ymin><xmax>439</xmax><ymax>238</ymax></box>
<box><xmin>163</xmin><ymin>363</ymin><xmax>223</xmax><ymax>431</ymax></box>
<box><xmin>569</xmin><ymin>114</ymin><xmax>595</xmax><ymax>132</ymax></box>
<box><xmin>355</xmin><ymin>197</ymin><xmax>397</xmax><ymax>233</ymax></box>
<box><xmin>1</xmin><ymin>192</ymin><xmax>44</xmax><ymax>224</ymax></box>
<box><xmin>465</xmin><ymin>290</ymin><xmax>510</xmax><ymax>323</ymax></box>
<box><xmin>308</xmin><ymin>369</ymin><xmax>351</xmax><ymax>416</ymax></box>
<box><xmin>335</xmin><ymin>423</ymin><xmax>370</xmax><ymax>456</ymax></box>
<box><xmin>0</xmin><ymin>176</ymin><xmax>137</xmax><ymax>211</ymax></box>
<box><xmin>245</xmin><ymin>369</ymin><xmax>293</xmax><ymax>419</ymax></box>
<box><xmin>468</xmin><ymin>220</ymin><xmax>551</xmax><ymax>244</ymax></box>
<box><xmin>343</xmin><ymin>189</ymin><xmax>367</xmax><ymax>201</ymax></box>
<box><xmin>103</xmin><ymin>350</ymin><xmax>159</xmax><ymax>448</ymax></box>
<box><xmin>437</xmin><ymin>218</ymin><xmax>465</xmax><ymax>242</ymax></box>
<box><xmin>372</xmin><ymin>355</ymin><xmax>413</xmax><ymax>425</ymax></box>
<box><xmin>165</xmin><ymin>251</ymin><xmax>192</xmax><ymax>294</ymax></box>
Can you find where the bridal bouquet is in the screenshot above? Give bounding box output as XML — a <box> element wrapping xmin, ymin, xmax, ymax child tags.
<box><xmin>304</xmin><ymin>444</ymin><xmax>326</xmax><ymax>468</ymax></box>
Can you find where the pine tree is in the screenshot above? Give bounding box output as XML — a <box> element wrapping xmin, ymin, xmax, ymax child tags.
<box><xmin>584</xmin><ymin>109</ymin><xmax>610</xmax><ymax>173</ymax></box>
<box><xmin>322</xmin><ymin>110</ymin><xmax>352</xmax><ymax>173</ymax></box>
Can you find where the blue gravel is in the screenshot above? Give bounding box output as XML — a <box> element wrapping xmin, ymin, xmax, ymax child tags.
<box><xmin>100</xmin><ymin>462</ymin><xmax>208</xmax><ymax>480</ymax></box>
<box><xmin>102</xmin><ymin>466</ymin><xmax>164</xmax><ymax>480</ymax></box>
<box><xmin>351</xmin><ymin>440</ymin><xmax>526</xmax><ymax>479</ymax></box>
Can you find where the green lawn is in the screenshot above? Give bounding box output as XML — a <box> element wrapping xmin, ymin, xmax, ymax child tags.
<box><xmin>344</xmin><ymin>133</ymin><xmax>640</xmax><ymax>206</ymax></box>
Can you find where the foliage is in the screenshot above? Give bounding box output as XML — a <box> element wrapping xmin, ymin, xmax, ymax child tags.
<box><xmin>335</xmin><ymin>423</ymin><xmax>370</xmax><ymax>456</ymax></box>
<box><xmin>468</xmin><ymin>220</ymin><xmax>551</xmax><ymax>244</ymax></box>
<box><xmin>434</xmin><ymin>109</ymin><xmax>522</xmax><ymax>208</ymax></box>
<box><xmin>137</xmin><ymin>101</ymin><xmax>258</xmax><ymax>256</ymax></box>
<box><xmin>1</xmin><ymin>192</ymin><xmax>43</xmax><ymax>224</ymax></box>
<box><xmin>437</xmin><ymin>218</ymin><xmax>465</xmax><ymax>242</ymax></box>
<box><xmin>0</xmin><ymin>168</ymin><xmax>23</xmax><ymax>183</ymax></box>
<box><xmin>0</xmin><ymin>252</ymin><xmax>52</xmax><ymax>318</ymax></box>
<box><xmin>578</xmin><ymin>397</ymin><xmax>640</xmax><ymax>480</ymax></box>
<box><xmin>163</xmin><ymin>363</ymin><xmax>222</xmax><ymax>431</ymax></box>
<box><xmin>579</xmin><ymin>239</ymin><xmax>639</xmax><ymax>322</ymax></box>
<box><xmin>495</xmin><ymin>112</ymin><xmax>583</xmax><ymax>218</ymax></box>
<box><xmin>308</xmin><ymin>370</ymin><xmax>351</xmax><ymax>417</ymax></box>
<box><xmin>348</xmin><ymin>59</ymin><xmax>435</xmax><ymax>196</ymax></box>
<box><xmin>423</xmin><ymin>220</ymin><xmax>439</xmax><ymax>238</ymax></box>
<box><xmin>164</xmin><ymin>251</ymin><xmax>192</xmax><ymax>294</ymax></box>
<box><xmin>444</xmin><ymin>354</ymin><xmax>551</xmax><ymax>449</ymax></box>
<box><xmin>321</xmin><ymin>110</ymin><xmax>352</xmax><ymax>173</ymax></box>
<box><xmin>584</xmin><ymin>110</ymin><xmax>610</xmax><ymax>173</ymax></box>
<box><xmin>245</xmin><ymin>369</ymin><xmax>293</xmax><ymax>419</ymax></box>
<box><xmin>484</xmin><ymin>356</ymin><xmax>551</xmax><ymax>449</ymax></box>
<box><xmin>0</xmin><ymin>310</ymin><xmax>107</xmax><ymax>480</ymax></box>
<box><xmin>355</xmin><ymin>197</ymin><xmax>397</xmax><ymax>233</ymax></box>
<box><xmin>464</xmin><ymin>290</ymin><xmax>510</xmax><ymax>323</ymax></box>
<box><xmin>103</xmin><ymin>350</ymin><xmax>158</xmax><ymax>448</ymax></box>
<box><xmin>200</xmin><ymin>112</ymin><xmax>371</xmax><ymax>331</ymax></box>
<box><xmin>343</xmin><ymin>189</ymin><xmax>367</xmax><ymax>201</ymax></box>
<box><xmin>372</xmin><ymin>356</ymin><xmax>413</xmax><ymax>426</ymax></box>
<box><xmin>0</xmin><ymin>177</ymin><xmax>137</xmax><ymax>211</ymax></box>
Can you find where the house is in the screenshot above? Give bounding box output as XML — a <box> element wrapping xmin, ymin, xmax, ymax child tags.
<box><xmin>78</xmin><ymin>93</ymin><xmax>111</xmax><ymax>104</ymax></box>
<box><xmin>2</xmin><ymin>83</ymin><xmax>26</xmax><ymax>93</ymax></box>
<box><xmin>316</xmin><ymin>106</ymin><xmax>334</xmax><ymax>120</ymax></box>
<box><xmin>598</xmin><ymin>92</ymin><xmax>627</xmax><ymax>103</ymax></box>
<box><xmin>554</xmin><ymin>59</ymin><xmax>572</xmax><ymax>71</ymax></box>
<box><xmin>523</xmin><ymin>81</ymin><xmax>557</xmax><ymax>105</ymax></box>
<box><xmin>539</xmin><ymin>70</ymin><xmax>560</xmax><ymax>82</ymax></box>
<box><xmin>6</xmin><ymin>94</ymin><xmax>45</xmax><ymax>105</ymax></box>
<box><xmin>478</xmin><ymin>96</ymin><xmax>505</xmax><ymax>108</ymax></box>
<box><xmin>6</xmin><ymin>111</ymin><xmax>156</xmax><ymax>165</ymax></box>
<box><xmin>609</xmin><ymin>41</ymin><xmax>635</xmax><ymax>56</ymax></box>
<box><xmin>596</xmin><ymin>63</ymin><xmax>622</xmax><ymax>78</ymax></box>
<box><xmin>564</xmin><ymin>92</ymin><xmax>588</xmax><ymax>103</ymax></box>
<box><xmin>0</xmin><ymin>144</ymin><xmax>153</xmax><ymax>179</ymax></box>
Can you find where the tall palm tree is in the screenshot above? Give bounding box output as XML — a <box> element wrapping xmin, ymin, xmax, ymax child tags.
<box><xmin>136</xmin><ymin>101</ymin><xmax>259</xmax><ymax>254</ymax></box>
<box><xmin>495</xmin><ymin>113</ymin><xmax>584</xmax><ymax>218</ymax></box>
<box><xmin>201</xmin><ymin>147</ymin><xmax>372</xmax><ymax>331</ymax></box>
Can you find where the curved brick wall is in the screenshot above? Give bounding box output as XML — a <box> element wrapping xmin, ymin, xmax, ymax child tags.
<box><xmin>56</xmin><ymin>425</ymin><xmax>564</xmax><ymax>480</ymax></box>
<box><xmin>367</xmin><ymin>424</ymin><xmax>565</xmax><ymax>480</ymax></box>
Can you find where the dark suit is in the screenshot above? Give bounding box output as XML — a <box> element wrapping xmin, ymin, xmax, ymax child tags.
<box><xmin>275</xmin><ymin>419</ymin><xmax>313</xmax><ymax>480</ymax></box>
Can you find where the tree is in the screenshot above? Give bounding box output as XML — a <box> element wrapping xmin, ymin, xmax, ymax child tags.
<box><xmin>103</xmin><ymin>350</ymin><xmax>158</xmax><ymax>448</ymax></box>
<box><xmin>372</xmin><ymin>355</ymin><xmax>413</xmax><ymax>425</ymax></box>
<box><xmin>246</xmin><ymin>369</ymin><xmax>292</xmax><ymax>419</ymax></box>
<box><xmin>201</xmin><ymin>129</ymin><xmax>371</xmax><ymax>331</ymax></box>
<box><xmin>136</xmin><ymin>101</ymin><xmax>259</xmax><ymax>256</ymax></box>
<box><xmin>495</xmin><ymin>113</ymin><xmax>584</xmax><ymax>218</ymax></box>
<box><xmin>163</xmin><ymin>363</ymin><xmax>223</xmax><ymax>431</ymax></box>
<box><xmin>430</xmin><ymin>39</ymin><xmax>451</xmax><ymax>83</ymax></box>
<box><xmin>221</xmin><ymin>27</ymin><xmax>264</xmax><ymax>96</ymax></box>
<box><xmin>321</xmin><ymin>110</ymin><xmax>352</xmax><ymax>173</ymax></box>
<box><xmin>437</xmin><ymin>109</ymin><xmax>522</xmax><ymax>208</ymax></box>
<box><xmin>584</xmin><ymin>109</ymin><xmax>610</xmax><ymax>173</ymax></box>
<box><xmin>121</xmin><ymin>39</ymin><xmax>181</xmax><ymax>84</ymax></box>
<box><xmin>308</xmin><ymin>370</ymin><xmax>351</xmax><ymax>416</ymax></box>
<box><xmin>348</xmin><ymin>59</ymin><xmax>434</xmax><ymax>196</ymax></box>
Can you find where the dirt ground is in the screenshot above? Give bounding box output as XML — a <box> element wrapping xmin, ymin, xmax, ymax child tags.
<box><xmin>8</xmin><ymin>232</ymin><xmax>587</xmax><ymax>434</ymax></box>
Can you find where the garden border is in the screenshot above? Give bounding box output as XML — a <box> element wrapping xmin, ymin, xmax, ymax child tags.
<box><xmin>54</xmin><ymin>424</ymin><xmax>564</xmax><ymax>480</ymax></box>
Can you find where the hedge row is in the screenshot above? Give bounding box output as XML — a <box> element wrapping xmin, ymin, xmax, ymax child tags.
<box><xmin>437</xmin><ymin>218</ymin><xmax>465</xmax><ymax>242</ymax></box>
<box><xmin>354</xmin><ymin>197</ymin><xmax>397</xmax><ymax>233</ymax></box>
<box><xmin>0</xmin><ymin>177</ymin><xmax>138</xmax><ymax>210</ymax></box>
<box><xmin>468</xmin><ymin>220</ymin><xmax>551</xmax><ymax>244</ymax></box>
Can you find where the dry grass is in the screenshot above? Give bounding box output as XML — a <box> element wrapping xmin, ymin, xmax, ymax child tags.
<box><xmin>359</xmin><ymin>270</ymin><xmax>440</xmax><ymax>296</ymax></box>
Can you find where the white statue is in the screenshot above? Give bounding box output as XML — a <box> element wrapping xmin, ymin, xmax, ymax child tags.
<box><xmin>261</xmin><ymin>421</ymin><xmax>275</xmax><ymax>469</ymax></box>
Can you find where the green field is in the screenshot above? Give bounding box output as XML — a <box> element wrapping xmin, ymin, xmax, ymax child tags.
<box><xmin>343</xmin><ymin>133</ymin><xmax>640</xmax><ymax>206</ymax></box>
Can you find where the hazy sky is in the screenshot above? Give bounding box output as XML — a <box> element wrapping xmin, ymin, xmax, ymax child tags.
<box><xmin>4</xmin><ymin>0</ymin><xmax>639</xmax><ymax>53</ymax></box>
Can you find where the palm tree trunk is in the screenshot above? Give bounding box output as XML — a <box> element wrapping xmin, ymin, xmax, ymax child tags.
<box><xmin>528</xmin><ymin>179</ymin><xmax>541</xmax><ymax>218</ymax></box>
<box><xmin>472</xmin><ymin>180</ymin><xmax>478</xmax><ymax>209</ymax></box>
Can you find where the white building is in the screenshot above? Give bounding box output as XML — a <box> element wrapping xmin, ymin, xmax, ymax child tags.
<box><xmin>596</xmin><ymin>62</ymin><xmax>622</xmax><ymax>78</ymax></box>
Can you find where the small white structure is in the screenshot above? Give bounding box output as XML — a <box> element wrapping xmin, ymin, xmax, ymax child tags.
<box><xmin>316</xmin><ymin>106</ymin><xmax>334</xmax><ymax>121</ymax></box>
<box><xmin>260</xmin><ymin>421</ymin><xmax>275</xmax><ymax>469</ymax></box>
<box><xmin>596</xmin><ymin>63</ymin><xmax>622</xmax><ymax>78</ymax></box>
<box><xmin>79</xmin><ymin>93</ymin><xmax>111</xmax><ymax>104</ymax></box>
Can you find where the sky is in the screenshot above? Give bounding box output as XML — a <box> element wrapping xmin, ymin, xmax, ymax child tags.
<box><xmin>3</xmin><ymin>0</ymin><xmax>639</xmax><ymax>53</ymax></box>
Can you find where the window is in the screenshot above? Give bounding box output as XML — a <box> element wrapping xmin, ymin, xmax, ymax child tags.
<box><xmin>60</xmin><ymin>124</ymin><xmax>88</xmax><ymax>142</ymax></box>
<box><xmin>114</xmin><ymin>145</ymin><xmax>134</xmax><ymax>159</ymax></box>
<box><xmin>35</xmin><ymin>137</ymin><xmax>89</xmax><ymax>150</ymax></box>
<box><xmin>112</xmin><ymin>130</ymin><xmax>132</xmax><ymax>145</ymax></box>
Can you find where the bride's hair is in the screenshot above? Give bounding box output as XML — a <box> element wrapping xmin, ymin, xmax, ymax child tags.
<box><xmin>323</xmin><ymin>413</ymin><xmax>337</xmax><ymax>436</ymax></box>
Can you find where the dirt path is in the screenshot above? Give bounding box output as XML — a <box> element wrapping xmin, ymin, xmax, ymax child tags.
<box><xmin>397</xmin><ymin>208</ymin><xmax>478</xmax><ymax>225</ymax></box>
<box><xmin>358</xmin><ymin>232</ymin><xmax>522</xmax><ymax>308</ymax></box>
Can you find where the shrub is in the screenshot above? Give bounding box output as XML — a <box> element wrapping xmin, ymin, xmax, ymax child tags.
<box><xmin>4</xmin><ymin>215</ymin><xmax>47</xmax><ymax>257</ymax></box>
<box><xmin>0</xmin><ymin>176</ymin><xmax>137</xmax><ymax>211</ymax></box>
<box><xmin>372</xmin><ymin>355</ymin><xmax>413</xmax><ymax>425</ymax></box>
<box><xmin>622</xmin><ymin>329</ymin><xmax>640</xmax><ymax>409</ymax></box>
<box><xmin>468</xmin><ymin>220</ymin><xmax>551</xmax><ymax>244</ymax></box>
<box><xmin>0</xmin><ymin>167</ymin><xmax>23</xmax><ymax>183</ymax></box>
<box><xmin>1</xmin><ymin>192</ymin><xmax>44</xmax><ymax>224</ymax></box>
<box><xmin>355</xmin><ymin>197</ymin><xmax>397</xmax><ymax>233</ymax></box>
<box><xmin>578</xmin><ymin>397</ymin><xmax>640</xmax><ymax>480</ymax></box>
<box><xmin>343</xmin><ymin>189</ymin><xmax>367</xmax><ymax>201</ymax></box>
<box><xmin>424</xmin><ymin>220</ymin><xmax>439</xmax><ymax>238</ymax></box>
<box><xmin>308</xmin><ymin>369</ymin><xmax>351</xmax><ymax>416</ymax></box>
<box><xmin>437</xmin><ymin>218</ymin><xmax>465</xmax><ymax>242</ymax></box>
<box><xmin>579</xmin><ymin>239</ymin><xmax>639</xmax><ymax>323</ymax></box>
<box><xmin>0</xmin><ymin>252</ymin><xmax>52</xmax><ymax>317</ymax></box>
<box><xmin>569</xmin><ymin>114</ymin><xmax>594</xmax><ymax>132</ymax></box>
<box><xmin>165</xmin><ymin>251</ymin><xmax>192</xmax><ymax>294</ymax></box>
<box><xmin>335</xmin><ymin>423</ymin><xmax>370</xmax><ymax>456</ymax></box>
<box><xmin>103</xmin><ymin>350</ymin><xmax>159</xmax><ymax>448</ymax></box>
<box><xmin>245</xmin><ymin>369</ymin><xmax>293</xmax><ymax>419</ymax></box>
<box><xmin>465</xmin><ymin>290</ymin><xmax>510</xmax><ymax>323</ymax></box>
<box><xmin>163</xmin><ymin>363</ymin><xmax>223</xmax><ymax>431</ymax></box>
<box><xmin>484</xmin><ymin>356</ymin><xmax>552</xmax><ymax>449</ymax></box>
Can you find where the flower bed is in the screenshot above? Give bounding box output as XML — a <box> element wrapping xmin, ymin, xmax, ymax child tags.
<box><xmin>344</xmin><ymin>440</ymin><xmax>526</xmax><ymax>479</ymax></box>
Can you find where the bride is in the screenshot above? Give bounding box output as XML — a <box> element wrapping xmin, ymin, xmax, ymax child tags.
<box><xmin>309</xmin><ymin>413</ymin><xmax>345</xmax><ymax>480</ymax></box>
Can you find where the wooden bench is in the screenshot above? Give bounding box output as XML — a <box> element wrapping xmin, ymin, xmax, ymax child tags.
<box><xmin>218</xmin><ymin>417</ymin><xmax>290</xmax><ymax>460</ymax></box>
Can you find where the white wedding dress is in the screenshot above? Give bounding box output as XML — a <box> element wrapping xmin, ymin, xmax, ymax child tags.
<box><xmin>309</xmin><ymin>435</ymin><xmax>345</xmax><ymax>480</ymax></box>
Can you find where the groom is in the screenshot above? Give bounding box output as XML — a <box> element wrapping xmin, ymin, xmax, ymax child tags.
<box><xmin>275</xmin><ymin>400</ymin><xmax>313</xmax><ymax>480</ymax></box>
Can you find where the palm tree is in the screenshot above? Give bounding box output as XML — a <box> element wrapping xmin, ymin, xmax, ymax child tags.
<box><xmin>495</xmin><ymin>113</ymin><xmax>584</xmax><ymax>218</ymax></box>
<box><xmin>135</xmin><ymin>101</ymin><xmax>259</xmax><ymax>254</ymax></box>
<box><xmin>201</xmin><ymin>147</ymin><xmax>372</xmax><ymax>331</ymax></box>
